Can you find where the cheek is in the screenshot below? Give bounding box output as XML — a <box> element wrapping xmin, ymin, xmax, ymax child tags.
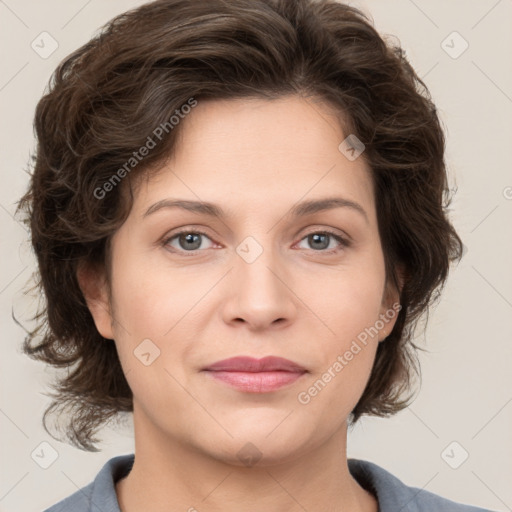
<box><xmin>304</xmin><ymin>262</ymin><xmax>385</xmax><ymax>348</ymax></box>
<box><xmin>109</xmin><ymin>248</ymin><xmax>193</xmax><ymax>337</ymax></box>
<box><xmin>293</xmin><ymin>259</ymin><xmax>385</xmax><ymax>409</ymax></box>
<box><xmin>296</xmin><ymin>300</ymin><xmax>381</xmax><ymax>424</ymax></box>
<box><xmin>108</xmin><ymin>252</ymin><xmax>212</xmax><ymax>394</ymax></box>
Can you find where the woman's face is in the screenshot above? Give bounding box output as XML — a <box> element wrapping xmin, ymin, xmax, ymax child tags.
<box><xmin>83</xmin><ymin>95</ymin><xmax>400</xmax><ymax>465</ymax></box>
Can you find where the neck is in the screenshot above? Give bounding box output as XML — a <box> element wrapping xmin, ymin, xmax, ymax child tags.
<box><xmin>116</xmin><ymin>405</ymin><xmax>377</xmax><ymax>512</ymax></box>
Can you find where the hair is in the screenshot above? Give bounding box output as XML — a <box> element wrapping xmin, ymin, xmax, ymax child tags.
<box><xmin>15</xmin><ymin>0</ymin><xmax>463</xmax><ymax>451</ymax></box>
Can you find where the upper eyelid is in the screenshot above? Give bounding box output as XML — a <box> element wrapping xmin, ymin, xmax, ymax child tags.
<box><xmin>164</xmin><ymin>225</ymin><xmax>350</xmax><ymax>239</ymax></box>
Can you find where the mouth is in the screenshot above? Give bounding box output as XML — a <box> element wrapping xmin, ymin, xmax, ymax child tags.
<box><xmin>201</xmin><ymin>356</ymin><xmax>308</xmax><ymax>393</ymax></box>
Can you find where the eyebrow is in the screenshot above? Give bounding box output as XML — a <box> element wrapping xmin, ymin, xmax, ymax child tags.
<box><xmin>142</xmin><ymin>197</ymin><xmax>368</xmax><ymax>224</ymax></box>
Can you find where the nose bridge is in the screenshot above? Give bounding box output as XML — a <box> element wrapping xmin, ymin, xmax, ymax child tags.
<box><xmin>225</xmin><ymin>232</ymin><xmax>296</xmax><ymax>328</ymax></box>
<box><xmin>235</xmin><ymin>233</ymin><xmax>283</xmax><ymax>296</ymax></box>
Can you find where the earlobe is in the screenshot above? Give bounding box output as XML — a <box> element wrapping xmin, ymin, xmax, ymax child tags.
<box><xmin>76</xmin><ymin>261</ymin><xmax>115</xmax><ymax>340</ymax></box>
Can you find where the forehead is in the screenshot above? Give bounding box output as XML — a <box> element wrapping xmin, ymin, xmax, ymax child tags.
<box><xmin>129</xmin><ymin>96</ymin><xmax>375</xmax><ymax>222</ymax></box>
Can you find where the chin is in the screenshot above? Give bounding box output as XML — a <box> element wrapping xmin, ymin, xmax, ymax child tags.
<box><xmin>201</xmin><ymin>425</ymin><xmax>319</xmax><ymax>468</ymax></box>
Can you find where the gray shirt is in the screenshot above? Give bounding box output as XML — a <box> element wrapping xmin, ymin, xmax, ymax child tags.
<box><xmin>43</xmin><ymin>453</ymin><xmax>497</xmax><ymax>512</ymax></box>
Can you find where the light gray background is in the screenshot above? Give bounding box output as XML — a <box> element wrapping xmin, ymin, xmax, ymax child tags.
<box><xmin>1</xmin><ymin>1</ymin><xmax>511</xmax><ymax>511</ymax></box>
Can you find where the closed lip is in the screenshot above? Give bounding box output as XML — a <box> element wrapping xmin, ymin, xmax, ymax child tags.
<box><xmin>202</xmin><ymin>356</ymin><xmax>307</xmax><ymax>373</ymax></box>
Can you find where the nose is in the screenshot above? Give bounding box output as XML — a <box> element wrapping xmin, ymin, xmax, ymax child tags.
<box><xmin>221</xmin><ymin>241</ymin><xmax>297</xmax><ymax>332</ymax></box>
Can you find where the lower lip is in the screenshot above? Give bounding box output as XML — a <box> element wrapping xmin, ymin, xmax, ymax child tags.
<box><xmin>203</xmin><ymin>370</ymin><xmax>306</xmax><ymax>392</ymax></box>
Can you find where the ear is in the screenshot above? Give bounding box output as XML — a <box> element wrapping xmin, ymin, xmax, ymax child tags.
<box><xmin>377</xmin><ymin>264</ymin><xmax>406</xmax><ymax>342</ymax></box>
<box><xmin>76</xmin><ymin>261</ymin><xmax>115</xmax><ymax>340</ymax></box>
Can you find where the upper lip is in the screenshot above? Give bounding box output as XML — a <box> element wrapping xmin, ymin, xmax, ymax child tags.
<box><xmin>203</xmin><ymin>356</ymin><xmax>307</xmax><ymax>373</ymax></box>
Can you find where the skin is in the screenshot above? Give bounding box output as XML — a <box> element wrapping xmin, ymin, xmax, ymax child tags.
<box><xmin>78</xmin><ymin>95</ymin><xmax>401</xmax><ymax>512</ymax></box>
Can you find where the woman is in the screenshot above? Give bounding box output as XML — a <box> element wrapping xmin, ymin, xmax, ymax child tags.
<box><xmin>16</xmin><ymin>0</ymin><xmax>496</xmax><ymax>510</ymax></box>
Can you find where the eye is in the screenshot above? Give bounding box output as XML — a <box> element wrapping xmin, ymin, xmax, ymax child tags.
<box><xmin>163</xmin><ymin>230</ymin><xmax>214</xmax><ymax>254</ymax></box>
<box><xmin>296</xmin><ymin>230</ymin><xmax>350</xmax><ymax>253</ymax></box>
<box><xmin>162</xmin><ymin>228</ymin><xmax>351</xmax><ymax>256</ymax></box>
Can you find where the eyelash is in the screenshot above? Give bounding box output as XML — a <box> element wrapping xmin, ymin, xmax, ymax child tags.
<box><xmin>161</xmin><ymin>228</ymin><xmax>351</xmax><ymax>256</ymax></box>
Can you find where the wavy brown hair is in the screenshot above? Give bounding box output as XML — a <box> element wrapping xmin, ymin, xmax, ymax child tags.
<box><xmin>15</xmin><ymin>0</ymin><xmax>463</xmax><ymax>451</ymax></box>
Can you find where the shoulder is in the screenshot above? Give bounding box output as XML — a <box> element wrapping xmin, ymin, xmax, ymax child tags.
<box><xmin>348</xmin><ymin>458</ymin><xmax>498</xmax><ymax>512</ymax></box>
<box><xmin>43</xmin><ymin>453</ymin><xmax>134</xmax><ymax>512</ymax></box>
